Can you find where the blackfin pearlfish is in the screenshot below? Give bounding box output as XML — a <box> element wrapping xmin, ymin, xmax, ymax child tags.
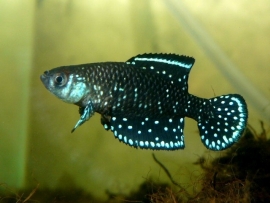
<box><xmin>40</xmin><ymin>53</ymin><xmax>248</xmax><ymax>151</ymax></box>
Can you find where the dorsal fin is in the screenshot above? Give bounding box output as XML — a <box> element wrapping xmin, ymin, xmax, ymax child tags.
<box><xmin>126</xmin><ymin>53</ymin><xmax>195</xmax><ymax>89</ymax></box>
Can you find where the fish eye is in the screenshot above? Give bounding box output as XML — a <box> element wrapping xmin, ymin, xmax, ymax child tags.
<box><xmin>56</xmin><ymin>76</ymin><xmax>63</xmax><ymax>83</ymax></box>
<box><xmin>54</xmin><ymin>73</ymin><xmax>67</xmax><ymax>86</ymax></box>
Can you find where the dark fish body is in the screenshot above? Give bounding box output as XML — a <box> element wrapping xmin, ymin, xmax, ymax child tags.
<box><xmin>40</xmin><ymin>53</ymin><xmax>248</xmax><ymax>151</ymax></box>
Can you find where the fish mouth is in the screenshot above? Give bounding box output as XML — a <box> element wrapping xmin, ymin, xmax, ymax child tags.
<box><xmin>40</xmin><ymin>71</ymin><xmax>48</xmax><ymax>83</ymax></box>
<box><xmin>40</xmin><ymin>74</ymin><xmax>46</xmax><ymax>81</ymax></box>
<box><xmin>40</xmin><ymin>71</ymin><xmax>51</xmax><ymax>90</ymax></box>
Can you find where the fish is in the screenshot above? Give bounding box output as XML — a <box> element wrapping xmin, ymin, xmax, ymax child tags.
<box><xmin>40</xmin><ymin>53</ymin><xmax>248</xmax><ymax>151</ymax></box>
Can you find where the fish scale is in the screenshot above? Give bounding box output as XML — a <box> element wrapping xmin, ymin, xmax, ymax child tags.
<box><xmin>93</xmin><ymin>63</ymin><xmax>188</xmax><ymax>118</ymax></box>
<box><xmin>40</xmin><ymin>53</ymin><xmax>248</xmax><ymax>151</ymax></box>
<box><xmin>122</xmin><ymin>76</ymin><xmax>185</xmax><ymax>116</ymax></box>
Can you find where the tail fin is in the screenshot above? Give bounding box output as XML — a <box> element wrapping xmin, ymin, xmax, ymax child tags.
<box><xmin>198</xmin><ymin>94</ymin><xmax>248</xmax><ymax>151</ymax></box>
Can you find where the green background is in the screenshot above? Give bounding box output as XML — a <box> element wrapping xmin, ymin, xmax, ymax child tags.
<box><xmin>0</xmin><ymin>0</ymin><xmax>269</xmax><ymax>200</ymax></box>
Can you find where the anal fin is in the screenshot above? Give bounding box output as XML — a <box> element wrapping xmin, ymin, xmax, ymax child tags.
<box><xmin>101</xmin><ymin>115</ymin><xmax>111</xmax><ymax>131</ymax></box>
<box><xmin>107</xmin><ymin>116</ymin><xmax>185</xmax><ymax>150</ymax></box>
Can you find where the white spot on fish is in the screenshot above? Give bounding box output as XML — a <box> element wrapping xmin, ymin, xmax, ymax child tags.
<box><xmin>223</xmin><ymin>136</ymin><xmax>228</xmax><ymax>143</ymax></box>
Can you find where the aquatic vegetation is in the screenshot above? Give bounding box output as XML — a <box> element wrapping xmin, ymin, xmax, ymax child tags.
<box><xmin>0</xmin><ymin>123</ymin><xmax>269</xmax><ymax>202</ymax></box>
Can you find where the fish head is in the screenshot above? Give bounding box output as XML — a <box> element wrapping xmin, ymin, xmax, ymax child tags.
<box><xmin>40</xmin><ymin>66</ymin><xmax>88</xmax><ymax>104</ymax></box>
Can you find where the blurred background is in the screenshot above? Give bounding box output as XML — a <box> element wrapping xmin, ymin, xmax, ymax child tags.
<box><xmin>0</xmin><ymin>0</ymin><xmax>269</xmax><ymax>201</ymax></box>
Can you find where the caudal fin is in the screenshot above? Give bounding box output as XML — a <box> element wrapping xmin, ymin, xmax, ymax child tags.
<box><xmin>198</xmin><ymin>94</ymin><xmax>248</xmax><ymax>151</ymax></box>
